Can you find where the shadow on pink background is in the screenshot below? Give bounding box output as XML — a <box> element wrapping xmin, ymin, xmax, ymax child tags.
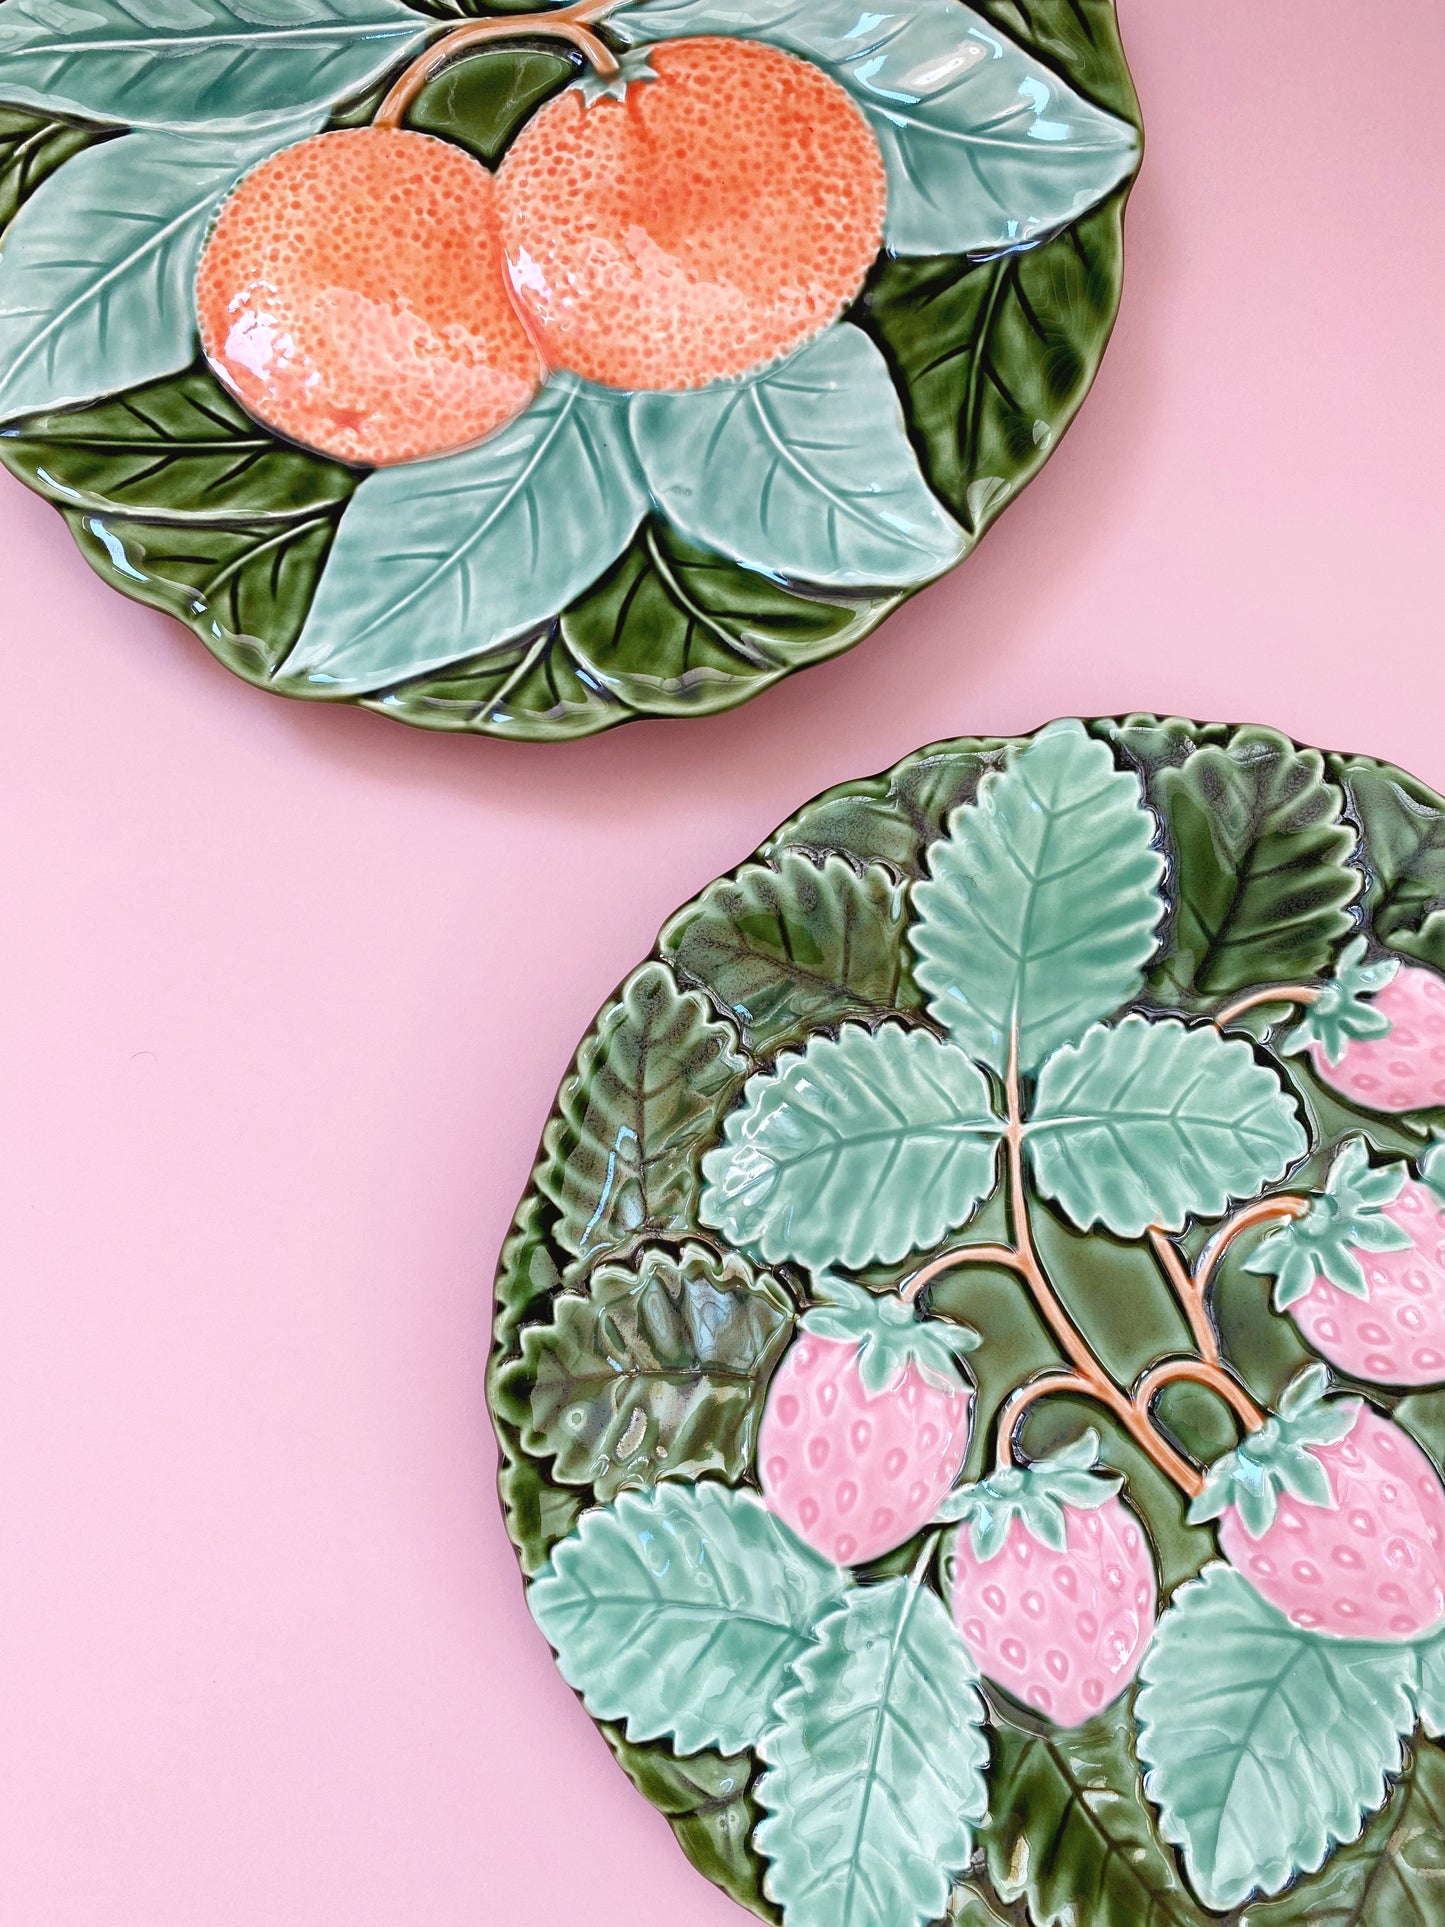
<box><xmin>3</xmin><ymin>4</ymin><xmax>1444</xmax><ymax>1920</ymax></box>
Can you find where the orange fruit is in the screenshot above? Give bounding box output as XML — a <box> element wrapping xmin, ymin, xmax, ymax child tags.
<box><xmin>196</xmin><ymin>127</ymin><xmax>544</xmax><ymax>467</ymax></box>
<box><xmin>495</xmin><ymin>38</ymin><xmax>887</xmax><ymax>391</ymax></box>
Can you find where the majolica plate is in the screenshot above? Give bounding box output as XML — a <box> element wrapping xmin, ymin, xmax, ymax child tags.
<box><xmin>491</xmin><ymin>716</ymin><xmax>1445</xmax><ymax>1924</ymax></box>
<box><xmin>0</xmin><ymin>1</ymin><xmax>1139</xmax><ymax>741</ymax></box>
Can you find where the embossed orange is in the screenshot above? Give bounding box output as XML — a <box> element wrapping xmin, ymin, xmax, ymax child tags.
<box><xmin>495</xmin><ymin>37</ymin><xmax>888</xmax><ymax>391</ymax></box>
<box><xmin>196</xmin><ymin>127</ymin><xmax>544</xmax><ymax>467</ymax></box>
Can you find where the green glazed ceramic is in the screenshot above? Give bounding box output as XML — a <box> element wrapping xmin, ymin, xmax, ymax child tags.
<box><xmin>492</xmin><ymin>716</ymin><xmax>1445</xmax><ymax>1923</ymax></box>
<box><xmin>0</xmin><ymin>1</ymin><xmax>1139</xmax><ymax>741</ymax></box>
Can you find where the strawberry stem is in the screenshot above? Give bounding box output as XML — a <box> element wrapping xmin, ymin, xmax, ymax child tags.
<box><xmin>1134</xmin><ymin>1354</ymin><xmax>1266</xmax><ymax>1437</ymax></box>
<box><xmin>373</xmin><ymin>0</ymin><xmax>622</xmax><ymax>129</ymax></box>
<box><xmin>1214</xmin><ymin>982</ymin><xmax>1322</xmax><ymax>1028</ymax></box>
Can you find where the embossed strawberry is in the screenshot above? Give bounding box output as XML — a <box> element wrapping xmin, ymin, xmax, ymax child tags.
<box><xmin>938</xmin><ymin>1433</ymin><xmax>1157</xmax><ymax>1725</ymax></box>
<box><xmin>1190</xmin><ymin>1364</ymin><xmax>1445</xmax><ymax>1639</ymax></box>
<box><xmin>757</xmin><ymin>1278</ymin><xmax>976</xmax><ymax>1567</ymax></box>
<box><xmin>1286</xmin><ymin>938</ymin><xmax>1445</xmax><ymax>1113</ymax></box>
<box><xmin>1245</xmin><ymin>1136</ymin><xmax>1445</xmax><ymax>1386</ymax></box>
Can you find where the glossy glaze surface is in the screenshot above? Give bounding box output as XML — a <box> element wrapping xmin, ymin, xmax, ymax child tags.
<box><xmin>492</xmin><ymin>717</ymin><xmax>1445</xmax><ymax>1924</ymax></box>
<box><xmin>0</xmin><ymin>0</ymin><xmax>1139</xmax><ymax>738</ymax></box>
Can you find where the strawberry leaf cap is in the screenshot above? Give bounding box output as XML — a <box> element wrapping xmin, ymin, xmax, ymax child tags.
<box><xmin>1188</xmin><ymin>1364</ymin><xmax>1361</xmax><ymax>1539</ymax></box>
<box><xmin>1282</xmin><ymin>936</ymin><xmax>1397</xmax><ymax>1062</ymax></box>
<box><xmin>1242</xmin><ymin>1136</ymin><xmax>1410</xmax><ymax>1309</ymax></box>
<box><xmin>801</xmin><ymin>1275</ymin><xmax>978</xmax><ymax>1398</ymax></box>
<box><xmin>573</xmin><ymin>48</ymin><xmax>657</xmax><ymax>106</ymax></box>
<box><xmin>934</xmin><ymin>1429</ymin><xmax>1122</xmax><ymax>1561</ymax></box>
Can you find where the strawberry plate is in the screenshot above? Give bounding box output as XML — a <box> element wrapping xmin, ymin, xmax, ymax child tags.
<box><xmin>491</xmin><ymin>715</ymin><xmax>1445</xmax><ymax>1924</ymax></box>
<box><xmin>0</xmin><ymin>1</ymin><xmax>1139</xmax><ymax>742</ymax></box>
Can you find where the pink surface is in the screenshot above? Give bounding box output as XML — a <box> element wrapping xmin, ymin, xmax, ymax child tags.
<box><xmin>2</xmin><ymin>4</ymin><xmax>1444</xmax><ymax>1920</ymax></box>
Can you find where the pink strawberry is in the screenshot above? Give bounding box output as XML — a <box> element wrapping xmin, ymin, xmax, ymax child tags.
<box><xmin>1192</xmin><ymin>1366</ymin><xmax>1445</xmax><ymax>1639</ymax></box>
<box><xmin>940</xmin><ymin>1433</ymin><xmax>1157</xmax><ymax>1725</ymax></box>
<box><xmin>758</xmin><ymin>1277</ymin><xmax>975</xmax><ymax>1566</ymax></box>
<box><xmin>1246</xmin><ymin>1136</ymin><xmax>1445</xmax><ymax>1386</ymax></box>
<box><xmin>1289</xmin><ymin>940</ymin><xmax>1445</xmax><ymax>1114</ymax></box>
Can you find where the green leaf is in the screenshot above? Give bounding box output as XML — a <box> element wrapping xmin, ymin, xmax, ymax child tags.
<box><xmin>612</xmin><ymin>0</ymin><xmax>1139</xmax><ymax>257</ymax></box>
<box><xmin>604</xmin><ymin>1729</ymin><xmax>778</xmax><ymax>1924</ymax></box>
<box><xmin>755</xmin><ymin>1577</ymin><xmax>988</xmax><ymax>1927</ymax></box>
<box><xmin>66</xmin><ymin>504</ymin><xmax>344</xmax><ymax>682</ymax></box>
<box><xmin>1241</xmin><ymin>1741</ymin><xmax>1445</xmax><ymax>1926</ymax></box>
<box><xmin>539</xmin><ymin>962</ymin><xmax>746</xmax><ymax>1271</ymax></box>
<box><xmin>983</xmin><ymin>1702</ymin><xmax>1209</xmax><ymax>1927</ymax></box>
<box><xmin>280</xmin><ymin>377</ymin><xmax>647</xmax><ymax>695</ymax></box>
<box><xmin>911</xmin><ymin>721</ymin><xmax>1165</xmax><ymax>1074</ymax></box>
<box><xmin>0</xmin><ymin>106</ymin><xmax>105</xmax><ymax>233</ymax></box>
<box><xmin>972</xmin><ymin>0</ymin><xmax>1140</xmax><ymax>124</ymax></box>
<box><xmin>499</xmin><ymin>1243</ymin><xmax>794</xmax><ymax>1501</ymax></box>
<box><xmin>1134</xmin><ymin>1562</ymin><xmax>1418</xmax><ymax>1910</ymax></box>
<box><xmin>700</xmin><ymin>1022</ymin><xmax>1003</xmax><ymax>1272</ymax></box>
<box><xmin>861</xmin><ymin>188</ymin><xmax>1128</xmax><ymax>533</ymax></box>
<box><xmin>1151</xmin><ymin>728</ymin><xmax>1360</xmax><ymax>1003</ymax></box>
<box><xmin>528</xmin><ymin>1481</ymin><xmax>845</xmax><ymax>1758</ymax></box>
<box><xmin>0</xmin><ymin>120</ymin><xmax>316</xmax><ymax>421</ymax></box>
<box><xmin>1336</xmin><ymin>757</ymin><xmax>1445</xmax><ymax>972</ymax></box>
<box><xmin>560</xmin><ymin>523</ymin><xmax>889</xmax><ymax>724</ymax></box>
<box><xmin>629</xmin><ymin>325</ymin><xmax>966</xmax><ymax>590</ymax></box>
<box><xmin>0</xmin><ymin>362</ymin><xmax>356</xmax><ymax>519</ymax></box>
<box><xmin>661</xmin><ymin>851</ymin><xmax>918</xmax><ymax>1055</ymax></box>
<box><xmin>1026</xmin><ymin>1015</ymin><xmax>1308</xmax><ymax>1238</ymax></box>
<box><xmin>404</xmin><ymin>44</ymin><xmax>573</xmax><ymax>164</ymax></box>
<box><xmin>0</xmin><ymin>0</ymin><xmax>429</xmax><ymax>131</ymax></box>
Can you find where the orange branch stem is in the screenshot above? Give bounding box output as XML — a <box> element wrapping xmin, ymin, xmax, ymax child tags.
<box><xmin>1195</xmin><ymin>1194</ymin><xmax>1311</xmax><ymax>1298</ymax></box>
<box><xmin>1147</xmin><ymin>1225</ymin><xmax>1219</xmax><ymax>1365</ymax></box>
<box><xmin>374</xmin><ymin>1</ymin><xmax>621</xmax><ymax>128</ymax></box>
<box><xmin>1134</xmin><ymin>1355</ymin><xmax>1267</xmax><ymax>1437</ymax></box>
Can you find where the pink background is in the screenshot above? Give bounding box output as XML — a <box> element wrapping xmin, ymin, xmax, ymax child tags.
<box><xmin>3</xmin><ymin>4</ymin><xmax>1444</xmax><ymax>1920</ymax></box>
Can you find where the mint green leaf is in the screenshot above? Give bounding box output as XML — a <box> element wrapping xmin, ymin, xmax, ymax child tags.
<box><xmin>1422</xmin><ymin>1629</ymin><xmax>1445</xmax><ymax>1737</ymax></box>
<box><xmin>700</xmin><ymin>1022</ymin><xmax>1003</xmax><ymax>1272</ymax></box>
<box><xmin>529</xmin><ymin>1482</ymin><xmax>845</xmax><ymax>1758</ymax></box>
<box><xmin>911</xmin><ymin>721</ymin><xmax>1164</xmax><ymax>1074</ymax></box>
<box><xmin>498</xmin><ymin>1244</ymin><xmax>795</xmax><ymax>1503</ymax></box>
<box><xmin>755</xmin><ymin>1578</ymin><xmax>987</xmax><ymax>1927</ymax></box>
<box><xmin>611</xmin><ymin>0</ymin><xmax>1139</xmax><ymax>258</ymax></box>
<box><xmin>0</xmin><ymin>0</ymin><xmax>429</xmax><ymax>132</ymax></box>
<box><xmin>280</xmin><ymin>378</ymin><xmax>647</xmax><ymax>694</ymax></box>
<box><xmin>538</xmin><ymin>961</ymin><xmax>746</xmax><ymax>1271</ymax></box>
<box><xmin>1283</xmin><ymin>936</ymin><xmax>1398</xmax><ymax>1061</ymax></box>
<box><xmin>1241</xmin><ymin>1741</ymin><xmax>1445</xmax><ymax>1927</ymax></box>
<box><xmin>1136</xmin><ymin>1563</ymin><xmax>1418</xmax><ymax>1910</ymax></box>
<box><xmin>0</xmin><ymin>120</ymin><xmax>316</xmax><ymax>421</ymax></box>
<box><xmin>629</xmin><ymin>325</ymin><xmax>966</xmax><ymax>590</ymax></box>
<box><xmin>1027</xmin><ymin>1015</ymin><xmax>1307</xmax><ymax>1238</ymax></box>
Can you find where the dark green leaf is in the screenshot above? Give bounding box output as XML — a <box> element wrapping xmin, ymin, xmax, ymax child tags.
<box><xmin>64</xmin><ymin>506</ymin><xmax>345</xmax><ymax>683</ymax></box>
<box><xmin>495</xmin><ymin>1427</ymin><xmax>582</xmax><ymax>1577</ymax></box>
<box><xmin>497</xmin><ymin>1243</ymin><xmax>794</xmax><ymax>1500</ymax></box>
<box><xmin>1</xmin><ymin>363</ymin><xmax>356</xmax><ymax>519</ymax></box>
<box><xmin>860</xmin><ymin>187</ymin><xmax>1128</xmax><ymax>532</ymax></box>
<box><xmin>1335</xmin><ymin>757</ymin><xmax>1445</xmax><ymax>972</ymax></box>
<box><xmin>559</xmin><ymin>520</ymin><xmax>888</xmax><ymax>719</ymax></box>
<box><xmin>661</xmin><ymin>851</ymin><xmax>918</xmax><ymax>1054</ymax></box>
<box><xmin>1241</xmin><ymin>1741</ymin><xmax>1445</xmax><ymax>1926</ymax></box>
<box><xmin>537</xmin><ymin>962</ymin><xmax>746</xmax><ymax>1272</ymax></box>
<box><xmin>983</xmin><ymin>1702</ymin><xmax>1209</xmax><ymax>1927</ymax></box>
<box><xmin>1150</xmin><ymin>727</ymin><xmax>1360</xmax><ymax>1003</ymax></box>
<box><xmin>604</xmin><ymin>1728</ymin><xmax>779</xmax><ymax>1924</ymax></box>
<box><xmin>973</xmin><ymin>0</ymin><xmax>1142</xmax><ymax>124</ymax></box>
<box><xmin>0</xmin><ymin>107</ymin><xmax>107</xmax><ymax>234</ymax></box>
<box><xmin>405</xmin><ymin>44</ymin><xmax>575</xmax><ymax>162</ymax></box>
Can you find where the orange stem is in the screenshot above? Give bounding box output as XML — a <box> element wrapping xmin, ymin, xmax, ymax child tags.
<box><xmin>1214</xmin><ymin>983</ymin><xmax>1321</xmax><ymax>1028</ymax></box>
<box><xmin>1147</xmin><ymin>1225</ymin><xmax>1219</xmax><ymax>1365</ymax></box>
<box><xmin>374</xmin><ymin>1</ymin><xmax>621</xmax><ymax>128</ymax></box>
<box><xmin>1134</xmin><ymin>1355</ymin><xmax>1266</xmax><ymax>1437</ymax></box>
<box><xmin>1195</xmin><ymin>1194</ymin><xmax>1311</xmax><ymax>1298</ymax></box>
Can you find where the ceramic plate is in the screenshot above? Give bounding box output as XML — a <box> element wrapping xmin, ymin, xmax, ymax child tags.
<box><xmin>0</xmin><ymin>1</ymin><xmax>1139</xmax><ymax>742</ymax></box>
<box><xmin>492</xmin><ymin>716</ymin><xmax>1445</xmax><ymax>1923</ymax></box>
